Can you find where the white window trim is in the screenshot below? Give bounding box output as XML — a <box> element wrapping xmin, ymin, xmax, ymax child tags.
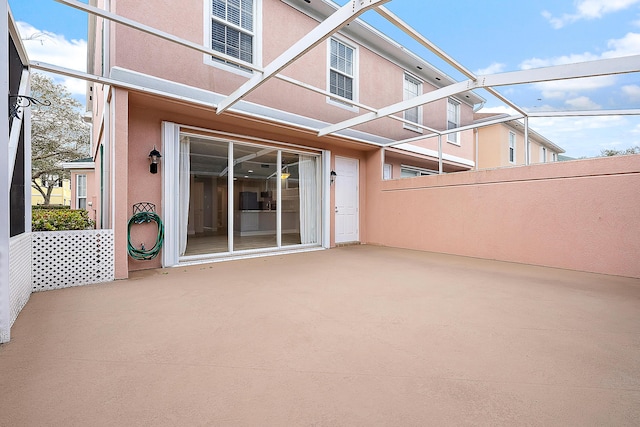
<box><xmin>326</xmin><ymin>35</ymin><xmax>359</xmax><ymax>112</ymax></box>
<box><xmin>383</xmin><ymin>163</ymin><xmax>392</xmax><ymax>180</ymax></box>
<box><xmin>203</xmin><ymin>0</ymin><xmax>263</xmax><ymax>76</ymax></box>
<box><xmin>76</xmin><ymin>174</ymin><xmax>87</xmax><ymax>210</ymax></box>
<box><xmin>508</xmin><ymin>131</ymin><xmax>516</xmax><ymax>164</ymax></box>
<box><xmin>400</xmin><ymin>164</ymin><xmax>437</xmax><ymax>177</ymax></box>
<box><xmin>540</xmin><ymin>146</ymin><xmax>547</xmax><ymax>163</ymax></box>
<box><xmin>403</xmin><ymin>72</ymin><xmax>423</xmax><ymax>134</ymax></box>
<box><xmin>446</xmin><ymin>98</ymin><xmax>461</xmax><ymax>145</ymax></box>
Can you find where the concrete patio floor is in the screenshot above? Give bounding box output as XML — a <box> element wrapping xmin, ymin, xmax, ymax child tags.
<box><xmin>1</xmin><ymin>245</ymin><xmax>639</xmax><ymax>426</ymax></box>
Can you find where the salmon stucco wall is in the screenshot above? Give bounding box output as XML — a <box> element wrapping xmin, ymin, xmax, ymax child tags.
<box><xmin>365</xmin><ymin>154</ymin><xmax>640</xmax><ymax>278</ymax></box>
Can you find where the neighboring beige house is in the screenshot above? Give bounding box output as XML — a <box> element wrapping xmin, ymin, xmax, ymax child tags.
<box><xmin>31</xmin><ymin>176</ymin><xmax>72</xmax><ymax>207</ymax></box>
<box><xmin>474</xmin><ymin>113</ymin><xmax>565</xmax><ymax>169</ymax></box>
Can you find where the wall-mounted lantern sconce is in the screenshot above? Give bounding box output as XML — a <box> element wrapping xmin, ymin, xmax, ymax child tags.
<box><xmin>330</xmin><ymin>170</ymin><xmax>337</xmax><ymax>185</ymax></box>
<box><xmin>148</xmin><ymin>146</ymin><xmax>162</xmax><ymax>174</ymax></box>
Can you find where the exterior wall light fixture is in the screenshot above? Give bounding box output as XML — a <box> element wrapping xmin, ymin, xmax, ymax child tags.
<box><xmin>149</xmin><ymin>146</ymin><xmax>162</xmax><ymax>174</ymax></box>
<box><xmin>330</xmin><ymin>170</ymin><xmax>337</xmax><ymax>185</ymax></box>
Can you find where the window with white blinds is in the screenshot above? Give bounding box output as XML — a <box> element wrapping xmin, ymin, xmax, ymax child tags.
<box><xmin>509</xmin><ymin>131</ymin><xmax>516</xmax><ymax>163</ymax></box>
<box><xmin>77</xmin><ymin>174</ymin><xmax>87</xmax><ymax>210</ymax></box>
<box><xmin>403</xmin><ymin>73</ymin><xmax>422</xmax><ymax>132</ymax></box>
<box><xmin>211</xmin><ymin>0</ymin><xmax>254</xmax><ymax>67</ymax></box>
<box><xmin>329</xmin><ymin>38</ymin><xmax>355</xmax><ymax>101</ymax></box>
<box><xmin>447</xmin><ymin>98</ymin><xmax>460</xmax><ymax>144</ymax></box>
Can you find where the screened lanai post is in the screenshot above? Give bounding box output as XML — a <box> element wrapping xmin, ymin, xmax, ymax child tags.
<box><xmin>276</xmin><ymin>150</ymin><xmax>282</xmax><ymax>248</ymax></box>
<box><xmin>215</xmin><ymin>0</ymin><xmax>391</xmax><ymax>115</ymax></box>
<box><xmin>299</xmin><ymin>155</ymin><xmax>318</xmax><ymax>244</ymax></box>
<box><xmin>475</xmin><ymin>130</ymin><xmax>479</xmax><ymax>171</ymax></box>
<box><xmin>178</xmin><ymin>136</ymin><xmax>190</xmax><ymax>256</ymax></box>
<box><xmin>524</xmin><ymin>117</ymin><xmax>530</xmax><ymax>165</ymax></box>
<box><xmin>438</xmin><ymin>135</ymin><xmax>443</xmax><ymax>174</ymax></box>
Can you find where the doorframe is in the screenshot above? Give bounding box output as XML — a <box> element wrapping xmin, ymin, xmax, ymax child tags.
<box><xmin>334</xmin><ymin>155</ymin><xmax>359</xmax><ymax>244</ymax></box>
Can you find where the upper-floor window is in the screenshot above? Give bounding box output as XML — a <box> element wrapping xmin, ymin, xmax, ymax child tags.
<box><xmin>447</xmin><ymin>98</ymin><xmax>460</xmax><ymax>144</ymax></box>
<box><xmin>540</xmin><ymin>146</ymin><xmax>547</xmax><ymax>163</ymax></box>
<box><xmin>552</xmin><ymin>152</ymin><xmax>558</xmax><ymax>162</ymax></box>
<box><xmin>509</xmin><ymin>132</ymin><xmax>516</xmax><ymax>164</ymax></box>
<box><xmin>328</xmin><ymin>38</ymin><xmax>357</xmax><ymax>109</ymax></box>
<box><xmin>211</xmin><ymin>0</ymin><xmax>255</xmax><ymax>69</ymax></box>
<box><xmin>403</xmin><ymin>73</ymin><xmax>422</xmax><ymax>132</ymax></box>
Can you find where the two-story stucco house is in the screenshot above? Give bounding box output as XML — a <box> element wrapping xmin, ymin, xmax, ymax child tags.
<box><xmin>84</xmin><ymin>0</ymin><xmax>485</xmax><ymax>278</ymax></box>
<box><xmin>474</xmin><ymin>113</ymin><xmax>565</xmax><ymax>169</ymax></box>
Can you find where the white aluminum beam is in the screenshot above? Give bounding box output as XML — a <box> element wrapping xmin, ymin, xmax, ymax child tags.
<box><xmin>320</xmin><ymin>54</ymin><xmax>640</xmax><ymax>137</ymax></box>
<box><xmin>1</xmin><ymin>0</ymin><xmax>11</xmax><ymax>344</ymax></box>
<box><xmin>527</xmin><ymin>109</ymin><xmax>640</xmax><ymax>117</ymax></box>
<box><xmin>377</xmin><ymin>6</ymin><xmax>476</xmax><ymax>79</ymax></box>
<box><xmin>319</xmin><ymin>80</ymin><xmax>472</xmax><ymax>136</ymax></box>
<box><xmin>55</xmin><ymin>0</ymin><xmax>262</xmax><ymax>72</ymax></box>
<box><xmin>31</xmin><ymin>61</ymin><xmax>220</xmax><ymax>109</ymax></box>
<box><xmin>8</xmin><ymin>68</ymin><xmax>30</xmax><ymax>181</ymax></box>
<box><xmin>385</xmin><ymin>113</ymin><xmax>526</xmax><ymax>148</ymax></box>
<box><xmin>215</xmin><ymin>0</ymin><xmax>391</xmax><ymax>115</ymax></box>
<box><xmin>376</xmin><ymin>6</ymin><xmax>527</xmax><ymax>116</ymax></box>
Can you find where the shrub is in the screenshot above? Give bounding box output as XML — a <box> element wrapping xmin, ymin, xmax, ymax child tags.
<box><xmin>32</xmin><ymin>209</ymin><xmax>95</xmax><ymax>231</ymax></box>
<box><xmin>33</xmin><ymin>204</ymin><xmax>71</xmax><ymax>210</ymax></box>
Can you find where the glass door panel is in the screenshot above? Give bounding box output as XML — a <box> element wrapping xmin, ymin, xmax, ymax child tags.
<box><xmin>233</xmin><ymin>145</ymin><xmax>278</xmax><ymax>251</ymax></box>
<box><xmin>184</xmin><ymin>137</ymin><xmax>229</xmax><ymax>255</ymax></box>
<box><xmin>281</xmin><ymin>152</ymin><xmax>319</xmax><ymax>246</ymax></box>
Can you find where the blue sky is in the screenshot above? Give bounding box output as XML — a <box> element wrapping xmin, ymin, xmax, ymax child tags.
<box><xmin>9</xmin><ymin>0</ymin><xmax>640</xmax><ymax>158</ymax></box>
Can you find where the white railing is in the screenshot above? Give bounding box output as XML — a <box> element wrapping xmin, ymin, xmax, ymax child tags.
<box><xmin>31</xmin><ymin>230</ymin><xmax>115</xmax><ymax>292</ymax></box>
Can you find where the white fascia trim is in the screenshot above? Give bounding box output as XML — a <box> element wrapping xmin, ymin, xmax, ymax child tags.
<box><xmin>61</xmin><ymin>162</ymin><xmax>96</xmax><ymax>170</ymax></box>
<box><xmin>394</xmin><ymin>143</ymin><xmax>475</xmax><ymax>168</ymax></box>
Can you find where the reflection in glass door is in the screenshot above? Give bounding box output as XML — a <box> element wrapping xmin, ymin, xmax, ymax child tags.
<box><xmin>179</xmin><ymin>132</ymin><xmax>321</xmax><ymax>259</ymax></box>
<box><xmin>182</xmin><ymin>137</ymin><xmax>229</xmax><ymax>256</ymax></box>
<box><xmin>233</xmin><ymin>145</ymin><xmax>278</xmax><ymax>251</ymax></box>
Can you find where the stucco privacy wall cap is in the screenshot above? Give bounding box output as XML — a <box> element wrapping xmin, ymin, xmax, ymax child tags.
<box><xmin>380</xmin><ymin>154</ymin><xmax>640</xmax><ymax>191</ymax></box>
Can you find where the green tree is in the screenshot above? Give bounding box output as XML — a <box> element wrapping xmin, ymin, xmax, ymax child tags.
<box><xmin>30</xmin><ymin>73</ymin><xmax>90</xmax><ymax>205</ymax></box>
<box><xmin>600</xmin><ymin>146</ymin><xmax>640</xmax><ymax>157</ymax></box>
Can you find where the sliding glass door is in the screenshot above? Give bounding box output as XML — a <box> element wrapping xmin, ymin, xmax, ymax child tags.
<box><xmin>179</xmin><ymin>132</ymin><xmax>321</xmax><ymax>259</ymax></box>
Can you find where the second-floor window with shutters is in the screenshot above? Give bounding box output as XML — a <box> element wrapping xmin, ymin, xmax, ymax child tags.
<box><xmin>211</xmin><ymin>0</ymin><xmax>255</xmax><ymax>69</ymax></box>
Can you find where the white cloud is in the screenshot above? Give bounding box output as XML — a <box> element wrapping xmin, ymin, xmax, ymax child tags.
<box><xmin>565</xmin><ymin>96</ymin><xmax>602</xmax><ymax>109</ymax></box>
<box><xmin>542</xmin><ymin>0</ymin><xmax>640</xmax><ymax>29</ymax></box>
<box><xmin>622</xmin><ymin>84</ymin><xmax>640</xmax><ymax>101</ymax></box>
<box><xmin>475</xmin><ymin>63</ymin><xmax>506</xmax><ymax>75</ymax></box>
<box><xmin>519</xmin><ymin>32</ymin><xmax>640</xmax><ymax>100</ymax></box>
<box><xmin>602</xmin><ymin>32</ymin><xmax>640</xmax><ymax>57</ymax></box>
<box><xmin>534</xmin><ymin>76</ymin><xmax>617</xmax><ymax>99</ymax></box>
<box><xmin>17</xmin><ymin>21</ymin><xmax>87</xmax><ymax>97</ymax></box>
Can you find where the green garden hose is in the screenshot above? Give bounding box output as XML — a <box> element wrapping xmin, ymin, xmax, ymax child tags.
<box><xmin>127</xmin><ymin>211</ymin><xmax>164</xmax><ymax>260</ymax></box>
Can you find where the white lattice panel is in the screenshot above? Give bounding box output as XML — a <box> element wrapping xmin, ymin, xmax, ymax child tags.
<box><xmin>32</xmin><ymin>230</ymin><xmax>114</xmax><ymax>292</ymax></box>
<box><xmin>9</xmin><ymin>233</ymin><xmax>32</xmax><ymax>326</ymax></box>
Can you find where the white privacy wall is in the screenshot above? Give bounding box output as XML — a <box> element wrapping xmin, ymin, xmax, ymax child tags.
<box><xmin>32</xmin><ymin>230</ymin><xmax>115</xmax><ymax>292</ymax></box>
<box><xmin>9</xmin><ymin>233</ymin><xmax>31</xmax><ymax>327</ymax></box>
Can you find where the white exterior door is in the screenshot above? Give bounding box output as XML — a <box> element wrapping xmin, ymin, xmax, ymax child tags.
<box><xmin>335</xmin><ymin>156</ymin><xmax>359</xmax><ymax>243</ymax></box>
